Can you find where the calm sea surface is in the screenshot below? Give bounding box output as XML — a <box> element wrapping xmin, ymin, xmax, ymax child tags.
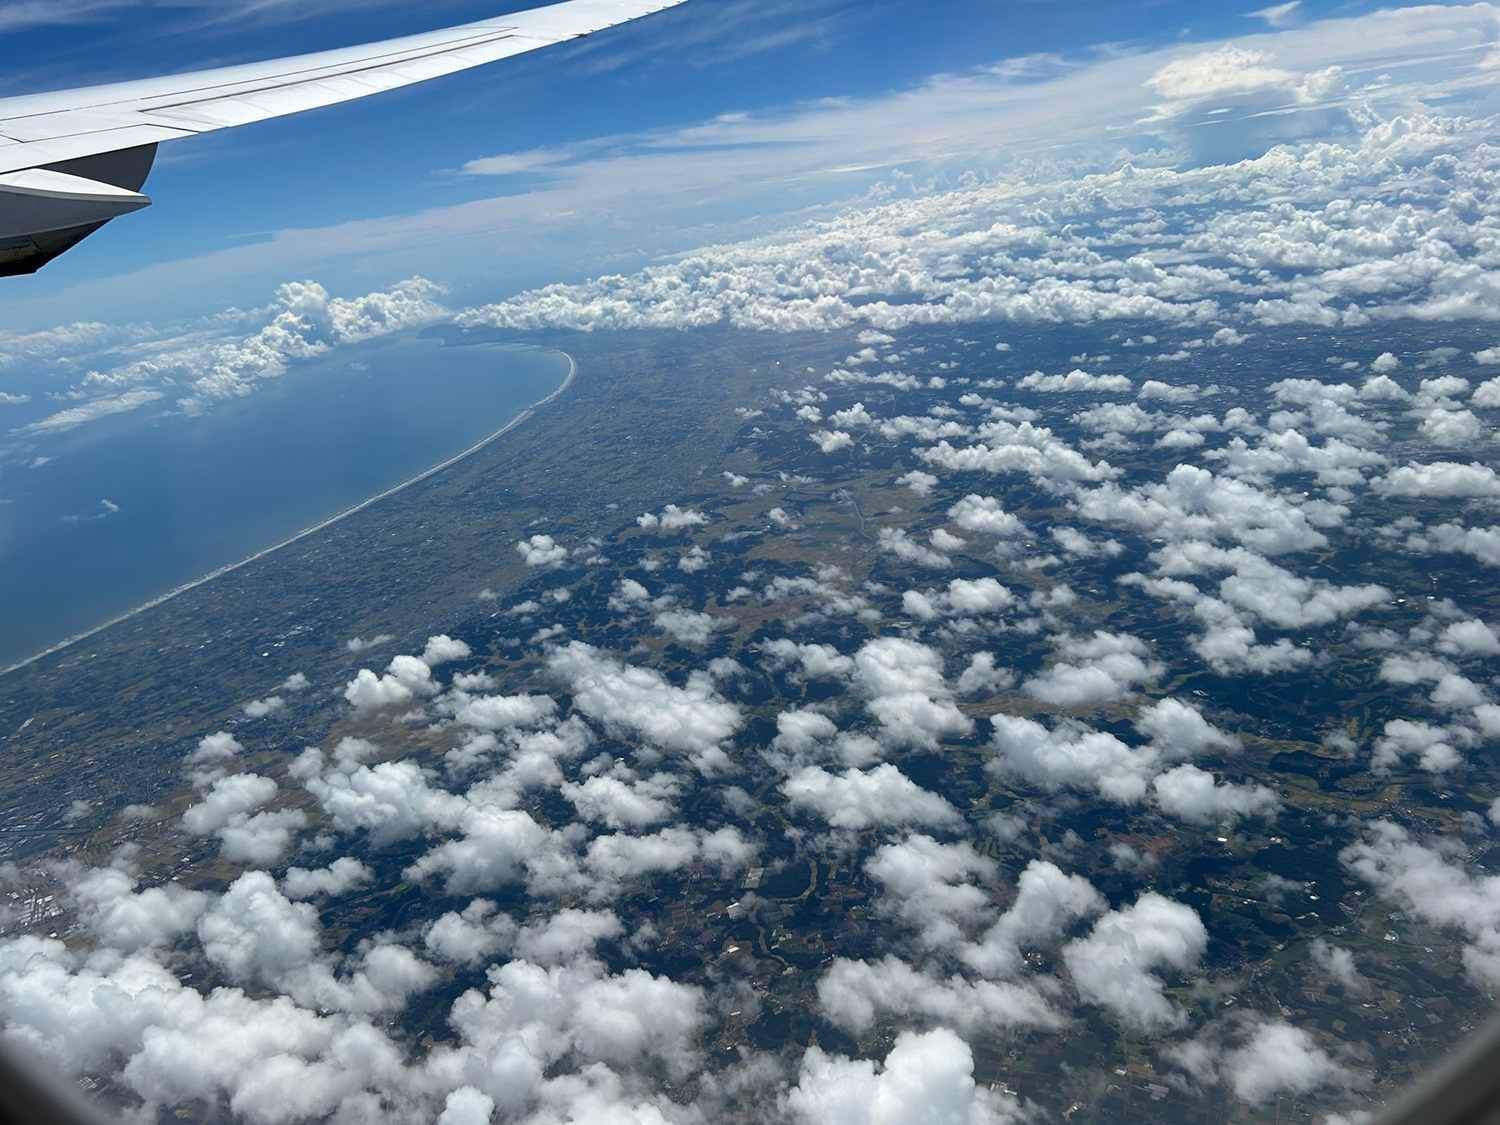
<box><xmin>0</xmin><ymin>335</ymin><xmax>568</xmax><ymax>668</ymax></box>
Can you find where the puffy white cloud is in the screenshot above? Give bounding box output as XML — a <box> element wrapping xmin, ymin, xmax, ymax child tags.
<box><xmin>186</xmin><ymin>731</ymin><xmax>244</xmax><ymax>765</ymax></box>
<box><xmin>1438</xmin><ymin>619</ymin><xmax>1500</xmax><ymax>657</ymax></box>
<box><xmin>1152</xmin><ymin>765</ymin><xmax>1279</xmax><ymax>825</ymax></box>
<box><xmin>905</xmin><ymin>577</ymin><xmax>1017</xmax><ymax>622</ymax></box>
<box><xmin>343</xmin><ymin>653</ymin><xmax>440</xmax><ymax>713</ymax></box>
<box><xmin>1134</xmin><ymin>698</ymin><xmax>1241</xmax><ymax>758</ymax></box>
<box><xmin>1062</xmin><ymin>893</ymin><xmax>1207</xmax><ymax>1033</ymax></box>
<box><xmin>69</xmin><ymin>867</ymin><xmax>209</xmax><ymax>953</ymax></box>
<box><xmin>638</xmin><ymin>505</ymin><xmax>708</xmax><ymax>531</ymax></box>
<box><xmin>514</xmin><ymin>909</ymin><xmax>624</xmax><ymax>966</ymax></box>
<box><xmin>1170</xmin><ymin>1019</ymin><xmax>1363</xmax><ymax>1107</ymax></box>
<box><xmin>1309</xmin><ymin>939</ymin><xmax>1371</xmax><ymax>996</ymax></box>
<box><xmin>1016</xmin><ymin>368</ymin><xmax>1132</xmax><ymax>393</ymax></box>
<box><xmin>816</xmin><ymin>956</ymin><xmax>1063</xmax><ymax>1037</ymax></box>
<box><xmin>1473</xmin><ymin>376</ymin><xmax>1500</xmax><ymax>406</ymax></box>
<box><xmin>876</xmin><ymin>527</ymin><xmax>954</xmax><ymax>569</ymax></box>
<box><xmin>1343</xmin><ymin>820</ymin><xmax>1500</xmax><ymax>989</ymax></box>
<box><xmin>516</xmin><ymin>534</ymin><xmax>570</xmax><ymax>567</ymax></box>
<box><xmin>218</xmin><ymin>809</ymin><xmax>308</xmax><ymax>867</ymax></box>
<box><xmin>196</xmin><ymin>872</ymin><xmax>321</xmax><ymax>991</ymax></box>
<box><xmin>760</xmin><ymin>638</ymin><xmax>856</xmax><ymax>681</ymax></box>
<box><xmin>854</xmin><ymin>637</ymin><xmax>973</xmax><ymax>747</ymax></box>
<box><xmin>1418</xmin><ymin>408</ymin><xmax>1485</xmax><ymax>445</ymax></box>
<box><xmin>1371</xmin><ymin>719</ymin><xmax>1463</xmax><ymax>775</ymax></box>
<box><xmin>655</xmin><ymin>609</ymin><xmax>723</xmax><ymax>645</ymax></box>
<box><xmin>865</xmin><ymin>836</ymin><xmax>997</xmax><ymax>952</ymax></box>
<box><xmin>282</xmin><ymin>859</ymin><xmax>374</xmax><ymax>901</ymax></box>
<box><xmin>183</xmin><ymin>774</ymin><xmax>278</xmax><ymax>836</ymax></box>
<box><xmin>1412</xmin><ymin>521</ymin><xmax>1500</xmax><ymax>567</ymax></box>
<box><xmin>947</xmin><ymin>495</ymin><xmax>1025</xmax><ymax>538</ymax></box>
<box><xmin>562</xmin><ymin>773</ymin><xmax>680</xmax><ymax>830</ymax></box>
<box><xmin>1146</xmin><ymin>44</ymin><xmax>1294</xmax><ymax>102</ymax></box>
<box><xmin>1074</xmin><ymin>465</ymin><xmax>1328</xmax><ymax>555</ymax></box>
<box><xmin>898</xmin><ymin>470</ymin><xmax>940</xmax><ymax>495</ymax></box>
<box><xmin>1224</xmin><ymin>1021</ymin><xmax>1360</xmax><ymax>1106</ymax></box>
<box><xmin>301</xmin><ymin>757</ymin><xmax>466</xmax><ymax>846</ymax></box>
<box><xmin>1375</xmin><ymin>461</ymin><xmax>1500</xmax><ymax>498</ymax></box>
<box><xmin>990</xmin><ymin>714</ymin><xmax>1159</xmax><ymax>803</ymax></box>
<box><xmin>549</xmin><ymin>642</ymin><xmax>742</xmax><ymax>762</ymax></box>
<box><xmin>1152</xmin><ymin>541</ymin><xmax>1389</xmax><ymax>629</ymax></box>
<box><xmin>425</xmin><ymin>900</ymin><xmax>514</xmax><ymax>966</ymax></box>
<box><xmin>446</xmin><ymin>691</ymin><xmax>558</xmax><ymax>732</ymax></box>
<box><xmin>782</xmin><ymin>765</ymin><xmax>964</xmax><ymax>831</ymax></box>
<box><xmin>955</xmin><ymin>653</ymin><xmax>1015</xmax><ymax>698</ymax></box>
<box><xmin>405</xmin><ymin>806</ymin><xmax>556</xmax><ymax>895</ymax></box>
<box><xmin>1022</xmin><ymin>632</ymin><xmax>1162</xmax><ymax>707</ymax></box>
<box><xmin>438</xmin><ymin>1088</ymin><xmax>496</xmax><ymax>1125</ymax></box>
<box><xmin>241</xmin><ymin>696</ymin><xmax>284</xmax><ymax>719</ymax></box>
<box><xmin>449</xmin><ymin>957</ymin><xmax>705</xmax><ymax>1081</ymax></box>
<box><xmin>924</xmin><ymin>420</ymin><xmax>1118</xmax><ymax>489</ymax></box>
<box><xmin>812</xmin><ymin>429</ymin><xmax>856</xmax><ymax>453</ymax></box>
<box><xmin>787</xmin><ymin>1030</ymin><xmax>1020</xmax><ymax>1125</ymax></box>
<box><xmin>421</xmin><ymin>636</ymin><xmax>472</xmax><ymax>666</ymax></box>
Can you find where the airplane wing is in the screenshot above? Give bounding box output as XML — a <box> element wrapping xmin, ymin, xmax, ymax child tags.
<box><xmin>0</xmin><ymin>0</ymin><xmax>688</xmax><ymax>276</ymax></box>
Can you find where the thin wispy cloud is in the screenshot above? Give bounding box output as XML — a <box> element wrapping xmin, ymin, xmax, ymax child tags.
<box><xmin>1249</xmin><ymin>1</ymin><xmax>1301</xmax><ymax>28</ymax></box>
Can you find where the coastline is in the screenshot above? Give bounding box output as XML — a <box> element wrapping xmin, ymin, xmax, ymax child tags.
<box><xmin>1</xmin><ymin>348</ymin><xmax>578</xmax><ymax>678</ymax></box>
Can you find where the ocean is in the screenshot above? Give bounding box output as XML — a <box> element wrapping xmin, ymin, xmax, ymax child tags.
<box><xmin>0</xmin><ymin>333</ymin><xmax>569</xmax><ymax>669</ymax></box>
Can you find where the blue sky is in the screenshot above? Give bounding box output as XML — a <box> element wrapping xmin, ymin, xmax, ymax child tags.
<box><xmin>0</xmin><ymin>0</ymin><xmax>1454</xmax><ymax>328</ymax></box>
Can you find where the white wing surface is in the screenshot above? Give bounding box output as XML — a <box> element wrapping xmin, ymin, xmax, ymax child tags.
<box><xmin>0</xmin><ymin>0</ymin><xmax>687</xmax><ymax>274</ymax></box>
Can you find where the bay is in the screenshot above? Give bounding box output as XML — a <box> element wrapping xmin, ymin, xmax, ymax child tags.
<box><xmin>0</xmin><ymin>333</ymin><xmax>569</xmax><ymax>668</ymax></box>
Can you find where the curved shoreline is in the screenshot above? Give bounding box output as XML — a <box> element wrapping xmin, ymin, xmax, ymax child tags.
<box><xmin>1</xmin><ymin>347</ymin><xmax>578</xmax><ymax>678</ymax></box>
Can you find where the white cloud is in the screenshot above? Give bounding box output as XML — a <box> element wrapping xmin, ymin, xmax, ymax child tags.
<box><xmin>182</xmin><ymin>774</ymin><xmax>278</xmax><ymax>836</ymax></box>
<box><xmin>1343</xmin><ymin>820</ymin><xmax>1500</xmax><ymax>989</ymax></box>
<box><xmin>1022</xmin><ymin>631</ymin><xmax>1163</xmax><ymax>707</ymax></box>
<box><xmin>787</xmin><ymin>1030</ymin><xmax>1020</xmax><ymax>1125</ymax></box>
<box><xmin>343</xmin><ymin>653</ymin><xmax>440</xmax><ymax>713</ymax></box>
<box><xmin>516</xmin><ymin>534</ymin><xmax>570</xmax><ymax>568</ymax></box>
<box><xmin>1375</xmin><ymin>461</ymin><xmax>1500</xmax><ymax>498</ymax></box>
<box><xmin>656</xmin><ymin>609</ymin><xmax>722</xmax><ymax>645</ymax></box>
<box><xmin>1062</xmin><ymin>894</ymin><xmax>1207</xmax><ymax>1033</ymax></box>
<box><xmin>947</xmin><ymin>494</ymin><xmax>1025</xmax><ymax>537</ymax></box>
<box><xmin>1017</xmin><ymin>369</ymin><xmax>1133</xmax><ymax>394</ymax></box>
<box><xmin>549</xmin><ymin>642</ymin><xmax>742</xmax><ymax>762</ymax></box>
<box><xmin>782</xmin><ymin>765</ymin><xmax>964</xmax><ymax>831</ymax></box>
<box><xmin>1152</xmin><ymin>764</ymin><xmax>1279</xmax><ymax>825</ymax></box>
<box><xmin>282</xmin><ymin>859</ymin><xmax>373</xmax><ymax>901</ymax></box>
<box><xmin>421</xmin><ymin>635</ymin><xmax>472</xmax><ymax>666</ymax></box>
<box><xmin>639</xmin><ymin>505</ymin><xmax>708</xmax><ymax>531</ymax></box>
<box><xmin>1146</xmin><ymin>45</ymin><xmax>1295</xmax><ymax>103</ymax></box>
<box><xmin>990</xmin><ymin>714</ymin><xmax>1159</xmax><ymax>804</ymax></box>
<box><xmin>854</xmin><ymin>637</ymin><xmax>973</xmax><ymax>747</ymax></box>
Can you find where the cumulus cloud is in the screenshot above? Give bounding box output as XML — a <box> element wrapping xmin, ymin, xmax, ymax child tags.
<box><xmin>1017</xmin><ymin>369</ymin><xmax>1132</xmax><ymax>394</ymax></box>
<box><xmin>343</xmin><ymin>653</ymin><xmax>440</xmax><ymax>713</ymax></box>
<box><xmin>1343</xmin><ymin>821</ymin><xmax>1500</xmax><ymax>989</ymax></box>
<box><xmin>638</xmin><ymin>505</ymin><xmax>708</xmax><ymax>531</ymax></box>
<box><xmin>1151</xmin><ymin>765</ymin><xmax>1279</xmax><ymax>825</ymax></box>
<box><xmin>990</xmin><ymin>714</ymin><xmax>1159</xmax><ymax>803</ymax></box>
<box><xmin>516</xmin><ymin>535</ymin><xmax>570</xmax><ymax>567</ymax></box>
<box><xmin>550</xmin><ymin>642</ymin><xmax>742</xmax><ymax>764</ymax></box>
<box><xmin>787</xmin><ymin>1030</ymin><xmax>1021</xmax><ymax>1125</ymax></box>
<box><xmin>282</xmin><ymin>859</ymin><xmax>374</xmax><ymax>901</ymax></box>
<box><xmin>853</xmin><ymin>637</ymin><xmax>973</xmax><ymax>747</ymax></box>
<box><xmin>1375</xmin><ymin>462</ymin><xmax>1500</xmax><ymax>498</ymax></box>
<box><xmin>1062</xmin><ymin>894</ymin><xmax>1207</xmax><ymax>1033</ymax></box>
<box><xmin>1022</xmin><ymin>632</ymin><xmax>1163</xmax><ymax>707</ymax></box>
<box><xmin>783</xmin><ymin>765</ymin><xmax>964</xmax><ymax>832</ymax></box>
<box><xmin>1146</xmin><ymin>45</ymin><xmax>1295</xmax><ymax>103</ymax></box>
<box><xmin>1170</xmin><ymin>1019</ymin><xmax>1363</xmax><ymax>1107</ymax></box>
